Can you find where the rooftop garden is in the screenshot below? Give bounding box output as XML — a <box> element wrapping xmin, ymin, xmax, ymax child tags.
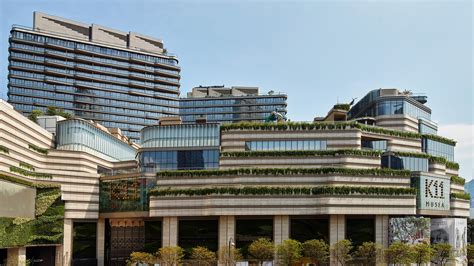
<box><xmin>221</xmin><ymin>149</ymin><xmax>381</xmax><ymax>158</ymax></box>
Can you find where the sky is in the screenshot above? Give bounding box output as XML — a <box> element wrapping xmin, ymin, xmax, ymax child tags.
<box><xmin>0</xmin><ymin>0</ymin><xmax>472</xmax><ymax>178</ymax></box>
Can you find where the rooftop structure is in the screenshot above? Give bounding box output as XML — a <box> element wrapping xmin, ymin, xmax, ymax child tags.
<box><xmin>179</xmin><ymin>85</ymin><xmax>287</xmax><ymax>123</ymax></box>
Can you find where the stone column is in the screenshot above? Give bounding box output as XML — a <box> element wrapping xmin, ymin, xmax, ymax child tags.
<box><xmin>162</xmin><ymin>216</ymin><xmax>178</xmax><ymax>247</ymax></box>
<box><xmin>218</xmin><ymin>216</ymin><xmax>236</xmax><ymax>265</ymax></box>
<box><xmin>97</xmin><ymin>219</ymin><xmax>105</xmax><ymax>266</ymax></box>
<box><xmin>375</xmin><ymin>215</ymin><xmax>389</xmax><ymax>248</ymax></box>
<box><xmin>7</xmin><ymin>247</ymin><xmax>26</xmax><ymax>266</ymax></box>
<box><xmin>63</xmin><ymin>218</ymin><xmax>73</xmax><ymax>266</ymax></box>
<box><xmin>273</xmin><ymin>215</ymin><xmax>290</xmax><ymax>245</ymax></box>
<box><xmin>329</xmin><ymin>215</ymin><xmax>345</xmax><ymax>266</ymax></box>
<box><xmin>55</xmin><ymin>245</ymin><xmax>63</xmax><ymax>266</ymax></box>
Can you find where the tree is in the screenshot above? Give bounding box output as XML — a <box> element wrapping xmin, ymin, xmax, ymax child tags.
<box><xmin>276</xmin><ymin>239</ymin><xmax>302</xmax><ymax>265</ymax></box>
<box><xmin>190</xmin><ymin>246</ymin><xmax>217</xmax><ymax>266</ymax></box>
<box><xmin>302</xmin><ymin>239</ymin><xmax>329</xmax><ymax>266</ymax></box>
<box><xmin>218</xmin><ymin>246</ymin><xmax>243</xmax><ymax>265</ymax></box>
<box><xmin>354</xmin><ymin>241</ymin><xmax>382</xmax><ymax>265</ymax></box>
<box><xmin>157</xmin><ymin>246</ymin><xmax>184</xmax><ymax>266</ymax></box>
<box><xmin>411</xmin><ymin>243</ymin><xmax>432</xmax><ymax>266</ymax></box>
<box><xmin>431</xmin><ymin>243</ymin><xmax>453</xmax><ymax>266</ymax></box>
<box><xmin>45</xmin><ymin>106</ymin><xmax>72</xmax><ymax>119</ymax></box>
<box><xmin>127</xmin><ymin>252</ymin><xmax>156</xmax><ymax>266</ymax></box>
<box><xmin>28</xmin><ymin>110</ymin><xmax>43</xmax><ymax>122</ymax></box>
<box><xmin>467</xmin><ymin>244</ymin><xmax>474</xmax><ymax>265</ymax></box>
<box><xmin>331</xmin><ymin>239</ymin><xmax>352</xmax><ymax>266</ymax></box>
<box><xmin>384</xmin><ymin>241</ymin><xmax>413</xmax><ymax>265</ymax></box>
<box><xmin>248</xmin><ymin>238</ymin><xmax>275</xmax><ymax>265</ymax></box>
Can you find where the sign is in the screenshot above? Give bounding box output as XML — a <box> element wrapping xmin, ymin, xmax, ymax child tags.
<box><xmin>431</xmin><ymin>218</ymin><xmax>467</xmax><ymax>264</ymax></box>
<box><xmin>415</xmin><ymin>175</ymin><xmax>450</xmax><ymax>211</ymax></box>
<box><xmin>389</xmin><ymin>217</ymin><xmax>430</xmax><ymax>244</ymax></box>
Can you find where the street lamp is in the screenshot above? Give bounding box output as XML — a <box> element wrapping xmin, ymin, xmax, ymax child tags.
<box><xmin>228</xmin><ymin>237</ymin><xmax>235</xmax><ymax>266</ymax></box>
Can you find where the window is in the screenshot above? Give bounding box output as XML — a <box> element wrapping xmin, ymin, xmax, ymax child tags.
<box><xmin>245</xmin><ymin>140</ymin><xmax>327</xmax><ymax>151</ymax></box>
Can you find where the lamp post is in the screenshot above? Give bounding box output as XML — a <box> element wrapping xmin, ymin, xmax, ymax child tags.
<box><xmin>228</xmin><ymin>237</ymin><xmax>235</xmax><ymax>266</ymax></box>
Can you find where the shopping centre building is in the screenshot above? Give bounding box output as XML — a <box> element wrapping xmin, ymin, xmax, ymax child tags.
<box><xmin>0</xmin><ymin>88</ymin><xmax>470</xmax><ymax>265</ymax></box>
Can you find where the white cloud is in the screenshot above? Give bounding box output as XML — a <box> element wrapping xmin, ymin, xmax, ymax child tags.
<box><xmin>438</xmin><ymin>124</ymin><xmax>474</xmax><ymax>181</ymax></box>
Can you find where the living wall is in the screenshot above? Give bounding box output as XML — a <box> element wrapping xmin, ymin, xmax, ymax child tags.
<box><xmin>0</xmin><ymin>174</ymin><xmax>64</xmax><ymax>248</ymax></box>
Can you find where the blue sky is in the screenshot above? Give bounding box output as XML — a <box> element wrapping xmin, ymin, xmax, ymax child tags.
<box><xmin>0</xmin><ymin>0</ymin><xmax>472</xmax><ymax>178</ymax></box>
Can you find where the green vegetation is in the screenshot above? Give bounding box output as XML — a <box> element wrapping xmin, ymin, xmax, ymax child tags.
<box><xmin>157</xmin><ymin>167</ymin><xmax>411</xmax><ymax>178</ymax></box>
<box><xmin>431</xmin><ymin>243</ymin><xmax>453</xmax><ymax>266</ymax></box>
<box><xmin>276</xmin><ymin>239</ymin><xmax>302</xmax><ymax>265</ymax></box>
<box><xmin>353</xmin><ymin>242</ymin><xmax>383</xmax><ymax>265</ymax></box>
<box><xmin>331</xmin><ymin>239</ymin><xmax>352</xmax><ymax>266</ymax></box>
<box><xmin>450</xmin><ymin>192</ymin><xmax>471</xmax><ymax>200</ymax></box>
<box><xmin>384</xmin><ymin>241</ymin><xmax>413</xmax><ymax>265</ymax></box>
<box><xmin>333</xmin><ymin>103</ymin><xmax>351</xmax><ymax>111</ymax></box>
<box><xmin>28</xmin><ymin>109</ymin><xmax>44</xmax><ymax>123</ymax></box>
<box><xmin>302</xmin><ymin>239</ymin><xmax>329</xmax><ymax>266</ymax></box>
<box><xmin>0</xmin><ymin>187</ymin><xmax>64</xmax><ymax>247</ymax></box>
<box><xmin>248</xmin><ymin>238</ymin><xmax>275</xmax><ymax>265</ymax></box>
<box><xmin>45</xmin><ymin>106</ymin><xmax>72</xmax><ymax>119</ymax></box>
<box><xmin>19</xmin><ymin>161</ymin><xmax>35</xmax><ymax>171</ymax></box>
<box><xmin>218</xmin><ymin>246</ymin><xmax>243</xmax><ymax>265</ymax></box>
<box><xmin>221</xmin><ymin>149</ymin><xmax>381</xmax><ymax>158</ymax></box>
<box><xmin>0</xmin><ymin>145</ymin><xmax>9</xmax><ymax>154</ymax></box>
<box><xmin>10</xmin><ymin>166</ymin><xmax>52</xmax><ymax>179</ymax></box>
<box><xmin>157</xmin><ymin>246</ymin><xmax>184</xmax><ymax>266</ymax></box>
<box><xmin>190</xmin><ymin>246</ymin><xmax>217</xmax><ymax>266</ymax></box>
<box><xmin>0</xmin><ymin>173</ymin><xmax>58</xmax><ymax>188</ymax></box>
<box><xmin>446</xmin><ymin>161</ymin><xmax>460</xmax><ymax>170</ymax></box>
<box><xmin>450</xmin><ymin>176</ymin><xmax>466</xmax><ymax>186</ymax></box>
<box><xmin>149</xmin><ymin>186</ymin><xmax>416</xmax><ymax>197</ymax></box>
<box><xmin>220</xmin><ymin>121</ymin><xmax>456</xmax><ymax>146</ymax></box>
<box><xmin>28</xmin><ymin>144</ymin><xmax>49</xmax><ymax>155</ymax></box>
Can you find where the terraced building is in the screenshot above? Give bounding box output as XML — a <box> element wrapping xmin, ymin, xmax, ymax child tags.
<box><xmin>7</xmin><ymin>12</ymin><xmax>181</xmax><ymax>142</ymax></box>
<box><xmin>0</xmin><ymin>87</ymin><xmax>469</xmax><ymax>266</ymax></box>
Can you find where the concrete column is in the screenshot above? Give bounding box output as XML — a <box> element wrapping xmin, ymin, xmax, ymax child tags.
<box><xmin>63</xmin><ymin>218</ymin><xmax>73</xmax><ymax>266</ymax></box>
<box><xmin>162</xmin><ymin>217</ymin><xmax>178</xmax><ymax>247</ymax></box>
<box><xmin>329</xmin><ymin>215</ymin><xmax>345</xmax><ymax>266</ymax></box>
<box><xmin>218</xmin><ymin>216</ymin><xmax>235</xmax><ymax>250</ymax></box>
<box><xmin>375</xmin><ymin>215</ymin><xmax>389</xmax><ymax>248</ymax></box>
<box><xmin>97</xmin><ymin>219</ymin><xmax>105</xmax><ymax>266</ymax></box>
<box><xmin>273</xmin><ymin>215</ymin><xmax>289</xmax><ymax>245</ymax></box>
<box><xmin>7</xmin><ymin>247</ymin><xmax>26</xmax><ymax>266</ymax></box>
<box><xmin>55</xmin><ymin>245</ymin><xmax>63</xmax><ymax>266</ymax></box>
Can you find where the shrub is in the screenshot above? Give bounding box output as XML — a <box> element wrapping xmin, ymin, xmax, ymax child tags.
<box><xmin>149</xmin><ymin>185</ymin><xmax>416</xmax><ymax>197</ymax></box>
<box><xmin>331</xmin><ymin>239</ymin><xmax>352</xmax><ymax>266</ymax></box>
<box><xmin>467</xmin><ymin>244</ymin><xmax>474</xmax><ymax>264</ymax></box>
<box><xmin>431</xmin><ymin>243</ymin><xmax>453</xmax><ymax>266</ymax></box>
<box><xmin>451</xmin><ymin>192</ymin><xmax>471</xmax><ymax>201</ymax></box>
<box><xmin>46</xmin><ymin>106</ymin><xmax>72</xmax><ymax>119</ymax></box>
<box><xmin>28</xmin><ymin>144</ymin><xmax>49</xmax><ymax>155</ymax></box>
<box><xmin>451</xmin><ymin>176</ymin><xmax>466</xmax><ymax>186</ymax></box>
<box><xmin>221</xmin><ymin>149</ymin><xmax>381</xmax><ymax>158</ymax></box>
<box><xmin>28</xmin><ymin>109</ymin><xmax>43</xmax><ymax>123</ymax></box>
<box><xmin>384</xmin><ymin>241</ymin><xmax>413</xmax><ymax>265</ymax></box>
<box><xmin>19</xmin><ymin>162</ymin><xmax>35</xmax><ymax>171</ymax></box>
<box><xmin>446</xmin><ymin>161</ymin><xmax>460</xmax><ymax>170</ymax></box>
<box><xmin>127</xmin><ymin>252</ymin><xmax>156</xmax><ymax>265</ymax></box>
<box><xmin>302</xmin><ymin>239</ymin><xmax>329</xmax><ymax>266</ymax></box>
<box><xmin>276</xmin><ymin>239</ymin><xmax>302</xmax><ymax>265</ymax></box>
<box><xmin>0</xmin><ymin>145</ymin><xmax>9</xmax><ymax>154</ymax></box>
<box><xmin>411</xmin><ymin>243</ymin><xmax>432</xmax><ymax>266</ymax></box>
<box><xmin>10</xmin><ymin>166</ymin><xmax>52</xmax><ymax>179</ymax></box>
<box><xmin>353</xmin><ymin>241</ymin><xmax>382</xmax><ymax>265</ymax></box>
<box><xmin>333</xmin><ymin>103</ymin><xmax>351</xmax><ymax>111</ymax></box>
<box><xmin>190</xmin><ymin>246</ymin><xmax>216</xmax><ymax>266</ymax></box>
<box><xmin>248</xmin><ymin>238</ymin><xmax>275</xmax><ymax>265</ymax></box>
<box><xmin>157</xmin><ymin>246</ymin><xmax>184</xmax><ymax>266</ymax></box>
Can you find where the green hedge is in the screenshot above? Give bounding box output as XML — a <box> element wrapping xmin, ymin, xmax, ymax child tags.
<box><xmin>450</xmin><ymin>192</ymin><xmax>470</xmax><ymax>201</ymax></box>
<box><xmin>157</xmin><ymin>167</ymin><xmax>411</xmax><ymax>178</ymax></box>
<box><xmin>0</xmin><ymin>174</ymin><xmax>59</xmax><ymax>188</ymax></box>
<box><xmin>0</xmin><ymin>187</ymin><xmax>64</xmax><ymax>248</ymax></box>
<box><xmin>446</xmin><ymin>161</ymin><xmax>460</xmax><ymax>170</ymax></box>
<box><xmin>149</xmin><ymin>186</ymin><xmax>416</xmax><ymax>197</ymax></box>
<box><xmin>220</xmin><ymin>122</ymin><xmax>456</xmax><ymax>146</ymax></box>
<box><xmin>19</xmin><ymin>162</ymin><xmax>35</xmax><ymax>171</ymax></box>
<box><xmin>450</xmin><ymin>176</ymin><xmax>466</xmax><ymax>186</ymax></box>
<box><xmin>28</xmin><ymin>144</ymin><xmax>49</xmax><ymax>155</ymax></box>
<box><xmin>0</xmin><ymin>145</ymin><xmax>9</xmax><ymax>154</ymax></box>
<box><xmin>333</xmin><ymin>104</ymin><xmax>351</xmax><ymax>111</ymax></box>
<box><xmin>390</xmin><ymin>152</ymin><xmax>452</xmax><ymax>165</ymax></box>
<box><xmin>221</xmin><ymin>149</ymin><xmax>382</xmax><ymax>158</ymax></box>
<box><xmin>10</xmin><ymin>166</ymin><xmax>52</xmax><ymax>179</ymax></box>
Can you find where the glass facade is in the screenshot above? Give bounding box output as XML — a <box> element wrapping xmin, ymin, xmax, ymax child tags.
<box><xmin>139</xmin><ymin>149</ymin><xmax>219</xmax><ymax>172</ymax></box>
<box><xmin>179</xmin><ymin>96</ymin><xmax>287</xmax><ymax>123</ymax></box>
<box><xmin>422</xmin><ymin>138</ymin><xmax>455</xmax><ymax>161</ymax></box>
<box><xmin>99</xmin><ymin>178</ymin><xmax>152</xmax><ymax>212</ymax></box>
<box><xmin>8</xmin><ymin>30</ymin><xmax>181</xmax><ymax>142</ymax></box>
<box><xmin>361</xmin><ymin>139</ymin><xmax>387</xmax><ymax>151</ymax></box>
<box><xmin>245</xmin><ymin>140</ymin><xmax>327</xmax><ymax>151</ymax></box>
<box><xmin>141</xmin><ymin>124</ymin><xmax>220</xmax><ymax>148</ymax></box>
<box><xmin>56</xmin><ymin>119</ymin><xmax>137</xmax><ymax>162</ymax></box>
<box><xmin>382</xmin><ymin>155</ymin><xmax>429</xmax><ymax>172</ymax></box>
